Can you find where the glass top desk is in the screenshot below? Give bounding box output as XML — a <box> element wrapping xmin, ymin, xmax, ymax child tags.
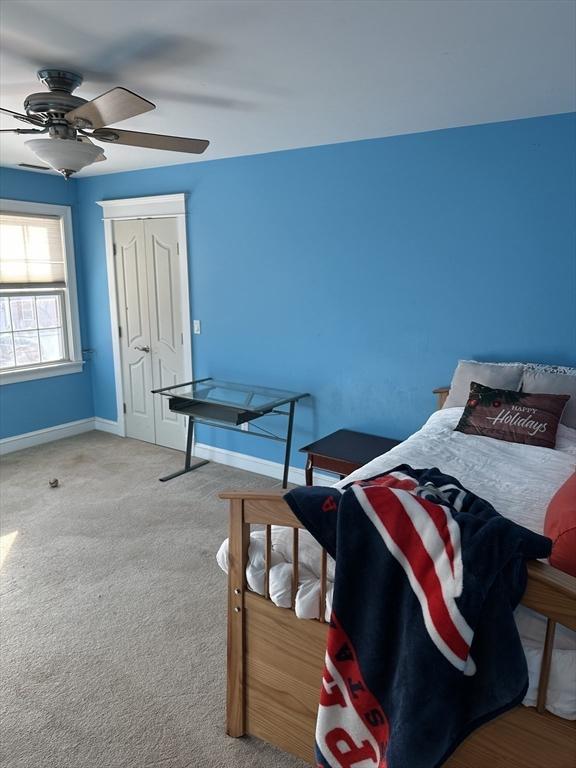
<box><xmin>152</xmin><ymin>378</ymin><xmax>309</xmax><ymax>487</ymax></box>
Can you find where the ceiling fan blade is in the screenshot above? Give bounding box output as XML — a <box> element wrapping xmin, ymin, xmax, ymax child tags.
<box><xmin>18</xmin><ymin>163</ymin><xmax>51</xmax><ymax>171</ymax></box>
<box><xmin>65</xmin><ymin>87</ymin><xmax>155</xmax><ymax>129</ymax></box>
<box><xmin>0</xmin><ymin>106</ymin><xmax>44</xmax><ymax>126</ymax></box>
<box><xmin>0</xmin><ymin>128</ymin><xmax>44</xmax><ymax>134</ymax></box>
<box><xmin>0</xmin><ymin>106</ymin><xmax>28</xmax><ymax>120</ymax></box>
<box><xmin>91</xmin><ymin>128</ymin><xmax>209</xmax><ymax>154</ymax></box>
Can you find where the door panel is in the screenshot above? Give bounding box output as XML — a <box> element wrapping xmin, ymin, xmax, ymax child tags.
<box><xmin>152</xmin><ymin>240</ymin><xmax>176</xmax><ymax>349</ymax></box>
<box><xmin>145</xmin><ymin>218</ymin><xmax>185</xmax><ymax>451</ymax></box>
<box><xmin>129</xmin><ymin>357</ymin><xmax>149</xmax><ymax>414</ymax></box>
<box><xmin>122</xmin><ymin>237</ymin><xmax>144</xmax><ymax>346</ymax></box>
<box><xmin>114</xmin><ymin>219</ymin><xmax>155</xmax><ymax>444</ymax></box>
<box><xmin>158</xmin><ymin>360</ymin><xmax>180</xmax><ymax>424</ymax></box>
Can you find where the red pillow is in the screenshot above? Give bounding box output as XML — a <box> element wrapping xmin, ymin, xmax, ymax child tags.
<box><xmin>544</xmin><ymin>473</ymin><xmax>576</xmax><ymax>577</ymax></box>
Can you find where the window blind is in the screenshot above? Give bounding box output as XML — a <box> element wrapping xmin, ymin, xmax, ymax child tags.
<box><xmin>0</xmin><ymin>213</ymin><xmax>66</xmax><ymax>287</ymax></box>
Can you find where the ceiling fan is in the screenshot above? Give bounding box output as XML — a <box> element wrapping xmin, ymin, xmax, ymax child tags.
<box><xmin>0</xmin><ymin>69</ymin><xmax>210</xmax><ymax>178</ymax></box>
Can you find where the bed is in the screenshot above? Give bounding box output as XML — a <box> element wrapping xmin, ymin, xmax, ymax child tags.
<box><xmin>218</xmin><ymin>386</ymin><xmax>576</xmax><ymax>767</ymax></box>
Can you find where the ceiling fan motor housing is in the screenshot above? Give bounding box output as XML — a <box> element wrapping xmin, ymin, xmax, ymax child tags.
<box><xmin>37</xmin><ymin>69</ymin><xmax>83</xmax><ymax>94</ymax></box>
<box><xmin>24</xmin><ymin>91</ymin><xmax>87</xmax><ymax>119</ymax></box>
<box><xmin>24</xmin><ymin>70</ymin><xmax>87</xmax><ymax>120</ymax></box>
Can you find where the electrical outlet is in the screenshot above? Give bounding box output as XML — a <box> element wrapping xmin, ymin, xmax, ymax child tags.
<box><xmin>240</xmin><ymin>423</ymin><xmax>249</xmax><ymax>432</ymax></box>
<box><xmin>193</xmin><ymin>320</ymin><xmax>201</xmax><ymax>335</ymax></box>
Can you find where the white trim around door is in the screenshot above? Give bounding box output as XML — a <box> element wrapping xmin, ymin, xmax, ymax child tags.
<box><xmin>97</xmin><ymin>194</ymin><xmax>193</xmax><ymax>441</ymax></box>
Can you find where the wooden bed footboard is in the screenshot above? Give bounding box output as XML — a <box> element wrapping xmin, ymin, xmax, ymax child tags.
<box><xmin>219</xmin><ymin>488</ymin><xmax>576</xmax><ymax>768</ymax></box>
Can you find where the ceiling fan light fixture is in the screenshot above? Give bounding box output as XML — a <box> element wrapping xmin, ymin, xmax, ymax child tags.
<box><xmin>24</xmin><ymin>137</ymin><xmax>105</xmax><ymax>178</ymax></box>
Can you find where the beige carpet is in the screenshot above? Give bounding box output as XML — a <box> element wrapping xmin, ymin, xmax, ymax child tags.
<box><xmin>0</xmin><ymin>432</ymin><xmax>308</xmax><ymax>768</ymax></box>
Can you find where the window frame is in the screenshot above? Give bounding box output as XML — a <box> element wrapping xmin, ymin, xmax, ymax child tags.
<box><xmin>0</xmin><ymin>199</ymin><xmax>83</xmax><ymax>385</ymax></box>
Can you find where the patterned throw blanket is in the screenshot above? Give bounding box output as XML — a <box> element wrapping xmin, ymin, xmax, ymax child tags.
<box><xmin>285</xmin><ymin>466</ymin><xmax>551</xmax><ymax>768</ymax></box>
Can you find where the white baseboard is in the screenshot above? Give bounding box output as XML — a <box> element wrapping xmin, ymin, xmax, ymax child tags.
<box><xmin>0</xmin><ymin>419</ymin><xmax>337</xmax><ymax>487</ymax></box>
<box><xmin>0</xmin><ymin>416</ymin><xmax>125</xmax><ymax>456</ymax></box>
<box><xmin>94</xmin><ymin>417</ymin><xmax>124</xmax><ymax>436</ymax></box>
<box><xmin>0</xmin><ymin>418</ymin><xmax>95</xmax><ymax>456</ymax></box>
<box><xmin>193</xmin><ymin>441</ymin><xmax>337</xmax><ymax>487</ymax></box>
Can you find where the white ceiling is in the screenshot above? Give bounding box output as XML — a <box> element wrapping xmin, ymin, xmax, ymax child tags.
<box><xmin>1</xmin><ymin>0</ymin><xmax>574</xmax><ymax>177</ymax></box>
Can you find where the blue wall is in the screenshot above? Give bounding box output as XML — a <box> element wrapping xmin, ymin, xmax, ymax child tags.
<box><xmin>74</xmin><ymin>112</ymin><xmax>576</xmax><ymax>465</ymax></box>
<box><xmin>3</xmin><ymin>113</ymin><xmax>576</xmax><ymax>463</ymax></box>
<box><xmin>0</xmin><ymin>168</ymin><xmax>94</xmax><ymax>438</ymax></box>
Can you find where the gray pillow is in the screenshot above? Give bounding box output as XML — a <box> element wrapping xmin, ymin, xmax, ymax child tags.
<box><xmin>443</xmin><ymin>360</ymin><xmax>524</xmax><ymax>409</ymax></box>
<box><xmin>521</xmin><ymin>365</ymin><xmax>576</xmax><ymax>429</ymax></box>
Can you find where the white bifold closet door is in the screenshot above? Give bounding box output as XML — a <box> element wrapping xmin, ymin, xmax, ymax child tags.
<box><xmin>113</xmin><ymin>217</ymin><xmax>186</xmax><ymax>451</ymax></box>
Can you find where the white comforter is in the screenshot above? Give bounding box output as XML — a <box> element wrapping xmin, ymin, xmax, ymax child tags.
<box><xmin>217</xmin><ymin>407</ymin><xmax>576</xmax><ymax>719</ymax></box>
<box><xmin>334</xmin><ymin>407</ymin><xmax>576</xmax><ymax>532</ymax></box>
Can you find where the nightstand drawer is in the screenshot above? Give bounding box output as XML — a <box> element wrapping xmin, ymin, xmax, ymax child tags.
<box><xmin>308</xmin><ymin>455</ymin><xmax>362</xmax><ymax>478</ymax></box>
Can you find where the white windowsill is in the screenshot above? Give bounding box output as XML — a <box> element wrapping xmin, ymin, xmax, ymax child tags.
<box><xmin>0</xmin><ymin>360</ymin><xmax>84</xmax><ymax>385</ymax></box>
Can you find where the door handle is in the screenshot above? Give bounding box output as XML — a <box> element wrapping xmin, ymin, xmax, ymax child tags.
<box><xmin>134</xmin><ymin>345</ymin><xmax>150</xmax><ymax>353</ymax></box>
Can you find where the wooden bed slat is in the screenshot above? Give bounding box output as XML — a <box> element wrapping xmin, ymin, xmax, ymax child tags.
<box><xmin>291</xmin><ymin>528</ymin><xmax>299</xmax><ymax>610</ymax></box>
<box><xmin>536</xmin><ymin>619</ymin><xmax>557</xmax><ymax>714</ymax></box>
<box><xmin>264</xmin><ymin>525</ymin><xmax>272</xmax><ymax>600</ymax></box>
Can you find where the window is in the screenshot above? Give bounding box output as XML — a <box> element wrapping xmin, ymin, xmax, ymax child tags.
<box><xmin>0</xmin><ymin>200</ymin><xmax>82</xmax><ymax>384</ymax></box>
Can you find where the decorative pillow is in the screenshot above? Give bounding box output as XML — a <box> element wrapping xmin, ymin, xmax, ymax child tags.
<box><xmin>544</xmin><ymin>473</ymin><xmax>576</xmax><ymax>577</ymax></box>
<box><xmin>454</xmin><ymin>382</ymin><xmax>570</xmax><ymax>448</ymax></box>
<box><xmin>443</xmin><ymin>360</ymin><xmax>524</xmax><ymax>409</ymax></box>
<box><xmin>521</xmin><ymin>365</ymin><xmax>576</xmax><ymax>430</ymax></box>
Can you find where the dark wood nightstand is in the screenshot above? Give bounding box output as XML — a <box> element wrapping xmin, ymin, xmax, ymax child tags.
<box><xmin>299</xmin><ymin>429</ymin><xmax>401</xmax><ymax>486</ymax></box>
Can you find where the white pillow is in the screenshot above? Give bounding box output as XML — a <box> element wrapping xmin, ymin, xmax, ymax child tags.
<box><xmin>443</xmin><ymin>360</ymin><xmax>524</xmax><ymax>409</ymax></box>
<box><xmin>521</xmin><ymin>365</ymin><xmax>576</xmax><ymax>429</ymax></box>
<box><xmin>554</xmin><ymin>423</ymin><xmax>576</xmax><ymax>457</ymax></box>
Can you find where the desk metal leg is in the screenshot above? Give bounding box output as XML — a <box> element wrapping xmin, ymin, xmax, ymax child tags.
<box><xmin>184</xmin><ymin>416</ymin><xmax>194</xmax><ymax>470</ymax></box>
<box><xmin>282</xmin><ymin>401</ymin><xmax>296</xmax><ymax>489</ymax></box>
<box><xmin>159</xmin><ymin>417</ymin><xmax>209</xmax><ymax>482</ymax></box>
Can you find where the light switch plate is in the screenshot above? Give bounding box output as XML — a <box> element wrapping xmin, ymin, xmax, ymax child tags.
<box><xmin>193</xmin><ymin>320</ymin><xmax>201</xmax><ymax>335</ymax></box>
